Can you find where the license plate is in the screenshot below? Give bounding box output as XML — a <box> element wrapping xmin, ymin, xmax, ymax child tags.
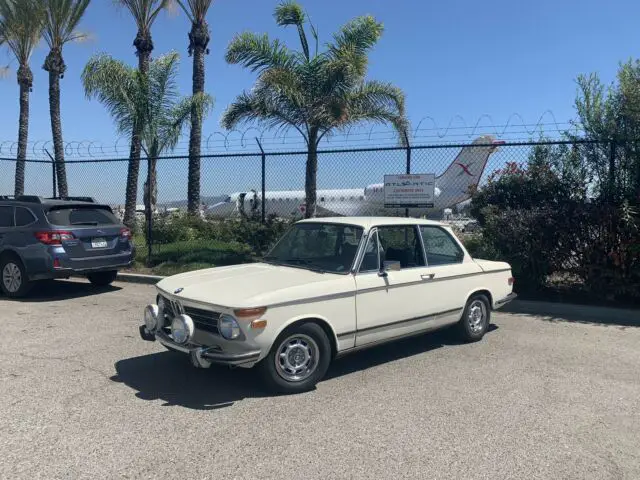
<box><xmin>91</xmin><ymin>237</ymin><xmax>107</xmax><ymax>248</ymax></box>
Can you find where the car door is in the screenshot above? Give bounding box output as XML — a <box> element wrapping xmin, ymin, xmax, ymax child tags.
<box><xmin>354</xmin><ymin>225</ymin><xmax>438</xmax><ymax>347</ymax></box>
<box><xmin>417</xmin><ymin>225</ymin><xmax>484</xmax><ymax>315</ymax></box>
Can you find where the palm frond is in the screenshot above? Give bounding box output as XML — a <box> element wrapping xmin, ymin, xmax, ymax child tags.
<box><xmin>175</xmin><ymin>0</ymin><xmax>213</xmax><ymax>23</ymax></box>
<box><xmin>225</xmin><ymin>32</ymin><xmax>296</xmax><ymax>73</ymax></box>
<box><xmin>42</xmin><ymin>0</ymin><xmax>90</xmax><ymax>49</ymax></box>
<box><xmin>114</xmin><ymin>0</ymin><xmax>172</xmax><ymax>33</ymax></box>
<box><xmin>274</xmin><ymin>1</ymin><xmax>309</xmax><ymax>60</ymax></box>
<box><xmin>327</xmin><ymin>15</ymin><xmax>383</xmax><ymax>76</ymax></box>
<box><xmin>157</xmin><ymin>91</ymin><xmax>213</xmax><ymax>151</ymax></box>
<box><xmin>81</xmin><ymin>53</ymin><xmax>139</xmax><ymax>136</ymax></box>
<box><xmin>0</xmin><ymin>0</ymin><xmax>45</xmax><ymax>66</ymax></box>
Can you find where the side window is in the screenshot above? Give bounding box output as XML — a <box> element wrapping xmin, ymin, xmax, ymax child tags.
<box><xmin>420</xmin><ymin>226</ymin><xmax>464</xmax><ymax>265</ymax></box>
<box><xmin>377</xmin><ymin>226</ymin><xmax>426</xmax><ymax>268</ymax></box>
<box><xmin>0</xmin><ymin>206</ymin><xmax>14</xmax><ymax>228</ymax></box>
<box><xmin>15</xmin><ymin>207</ymin><xmax>36</xmax><ymax>227</ymax></box>
<box><xmin>359</xmin><ymin>230</ymin><xmax>380</xmax><ymax>272</ymax></box>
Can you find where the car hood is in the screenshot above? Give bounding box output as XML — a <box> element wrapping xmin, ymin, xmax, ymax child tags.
<box><xmin>156</xmin><ymin>263</ymin><xmax>352</xmax><ymax>308</ymax></box>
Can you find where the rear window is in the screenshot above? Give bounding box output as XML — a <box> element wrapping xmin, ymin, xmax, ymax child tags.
<box><xmin>46</xmin><ymin>206</ymin><xmax>119</xmax><ymax>226</ymax></box>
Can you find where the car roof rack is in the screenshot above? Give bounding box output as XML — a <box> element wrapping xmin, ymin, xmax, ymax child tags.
<box><xmin>0</xmin><ymin>195</ymin><xmax>44</xmax><ymax>203</ymax></box>
<box><xmin>1</xmin><ymin>195</ymin><xmax>97</xmax><ymax>204</ymax></box>
<box><xmin>45</xmin><ymin>196</ymin><xmax>96</xmax><ymax>203</ymax></box>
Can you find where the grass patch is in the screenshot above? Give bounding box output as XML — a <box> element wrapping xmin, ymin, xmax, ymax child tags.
<box><xmin>129</xmin><ymin>239</ymin><xmax>254</xmax><ymax>276</ymax></box>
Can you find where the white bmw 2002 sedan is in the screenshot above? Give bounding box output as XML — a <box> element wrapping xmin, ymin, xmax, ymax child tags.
<box><xmin>139</xmin><ymin>217</ymin><xmax>516</xmax><ymax>394</ymax></box>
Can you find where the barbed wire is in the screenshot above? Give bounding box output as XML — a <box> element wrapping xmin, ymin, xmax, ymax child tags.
<box><xmin>0</xmin><ymin>112</ymin><xmax>580</xmax><ymax>160</ymax></box>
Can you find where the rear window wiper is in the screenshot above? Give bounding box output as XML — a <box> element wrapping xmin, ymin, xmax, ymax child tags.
<box><xmin>71</xmin><ymin>221</ymin><xmax>99</xmax><ymax>226</ymax></box>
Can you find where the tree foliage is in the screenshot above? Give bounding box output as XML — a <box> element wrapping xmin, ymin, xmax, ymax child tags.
<box><xmin>222</xmin><ymin>1</ymin><xmax>408</xmax><ymax>217</ymax></box>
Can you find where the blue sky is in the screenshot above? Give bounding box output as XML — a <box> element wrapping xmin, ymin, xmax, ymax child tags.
<box><xmin>0</xmin><ymin>0</ymin><xmax>639</xmax><ymax>202</ymax></box>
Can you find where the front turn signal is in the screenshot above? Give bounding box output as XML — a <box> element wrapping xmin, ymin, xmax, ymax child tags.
<box><xmin>234</xmin><ymin>307</ymin><xmax>267</xmax><ymax>321</ymax></box>
<box><xmin>250</xmin><ymin>319</ymin><xmax>268</xmax><ymax>329</ymax></box>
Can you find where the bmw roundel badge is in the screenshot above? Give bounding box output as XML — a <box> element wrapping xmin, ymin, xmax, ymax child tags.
<box><xmin>174</xmin><ymin>288</ymin><xmax>184</xmax><ymax>294</ymax></box>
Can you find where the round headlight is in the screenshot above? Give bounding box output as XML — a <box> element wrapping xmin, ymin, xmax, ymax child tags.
<box><xmin>144</xmin><ymin>304</ymin><xmax>159</xmax><ymax>332</ymax></box>
<box><xmin>219</xmin><ymin>314</ymin><xmax>241</xmax><ymax>340</ymax></box>
<box><xmin>171</xmin><ymin>314</ymin><xmax>195</xmax><ymax>345</ymax></box>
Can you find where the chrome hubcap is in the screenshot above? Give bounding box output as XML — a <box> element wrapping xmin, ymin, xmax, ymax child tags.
<box><xmin>275</xmin><ymin>334</ymin><xmax>319</xmax><ymax>382</ymax></box>
<box><xmin>468</xmin><ymin>300</ymin><xmax>486</xmax><ymax>334</ymax></box>
<box><xmin>2</xmin><ymin>263</ymin><xmax>22</xmax><ymax>293</ymax></box>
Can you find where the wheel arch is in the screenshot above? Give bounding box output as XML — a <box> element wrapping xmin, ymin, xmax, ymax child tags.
<box><xmin>275</xmin><ymin>314</ymin><xmax>339</xmax><ymax>359</ymax></box>
<box><xmin>0</xmin><ymin>247</ymin><xmax>24</xmax><ymax>265</ymax></box>
<box><xmin>464</xmin><ymin>289</ymin><xmax>493</xmax><ymax>310</ymax></box>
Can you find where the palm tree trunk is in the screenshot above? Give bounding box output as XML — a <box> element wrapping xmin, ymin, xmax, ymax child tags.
<box><xmin>45</xmin><ymin>50</ymin><xmax>68</xmax><ymax>198</ymax></box>
<box><xmin>187</xmin><ymin>21</ymin><xmax>210</xmax><ymax>214</ymax></box>
<box><xmin>304</xmin><ymin>128</ymin><xmax>319</xmax><ymax>218</ymax></box>
<box><xmin>124</xmin><ymin>33</ymin><xmax>154</xmax><ymax>229</ymax></box>
<box><xmin>14</xmin><ymin>66</ymin><xmax>33</xmax><ymax>197</ymax></box>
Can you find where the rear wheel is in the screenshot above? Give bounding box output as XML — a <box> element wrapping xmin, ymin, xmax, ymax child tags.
<box><xmin>458</xmin><ymin>294</ymin><xmax>491</xmax><ymax>342</ymax></box>
<box><xmin>257</xmin><ymin>322</ymin><xmax>332</xmax><ymax>394</ymax></box>
<box><xmin>87</xmin><ymin>270</ymin><xmax>118</xmax><ymax>287</ymax></box>
<box><xmin>1</xmin><ymin>255</ymin><xmax>31</xmax><ymax>298</ymax></box>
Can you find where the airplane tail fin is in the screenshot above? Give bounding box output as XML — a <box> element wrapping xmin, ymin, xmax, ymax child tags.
<box><xmin>435</xmin><ymin>135</ymin><xmax>503</xmax><ymax>200</ymax></box>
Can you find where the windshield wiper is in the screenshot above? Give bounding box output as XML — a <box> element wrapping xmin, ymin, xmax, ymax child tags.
<box><xmin>264</xmin><ymin>257</ymin><xmax>326</xmax><ymax>273</ymax></box>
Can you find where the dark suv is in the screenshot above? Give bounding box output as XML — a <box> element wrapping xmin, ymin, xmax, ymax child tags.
<box><xmin>0</xmin><ymin>196</ymin><xmax>135</xmax><ymax>298</ymax></box>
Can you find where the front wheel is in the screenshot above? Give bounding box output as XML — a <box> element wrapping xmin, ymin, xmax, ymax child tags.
<box><xmin>87</xmin><ymin>270</ymin><xmax>118</xmax><ymax>287</ymax></box>
<box><xmin>458</xmin><ymin>294</ymin><xmax>491</xmax><ymax>342</ymax></box>
<box><xmin>257</xmin><ymin>322</ymin><xmax>332</xmax><ymax>394</ymax></box>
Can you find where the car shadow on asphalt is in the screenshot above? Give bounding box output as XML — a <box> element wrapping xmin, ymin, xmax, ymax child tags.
<box><xmin>111</xmin><ymin>325</ymin><xmax>498</xmax><ymax>410</ymax></box>
<box><xmin>5</xmin><ymin>279</ymin><xmax>121</xmax><ymax>303</ymax></box>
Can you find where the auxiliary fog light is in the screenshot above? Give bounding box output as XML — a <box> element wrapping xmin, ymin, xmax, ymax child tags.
<box><xmin>144</xmin><ymin>304</ymin><xmax>159</xmax><ymax>332</ymax></box>
<box><xmin>171</xmin><ymin>314</ymin><xmax>195</xmax><ymax>345</ymax></box>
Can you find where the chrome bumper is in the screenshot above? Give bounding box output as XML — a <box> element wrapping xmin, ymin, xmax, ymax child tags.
<box><xmin>139</xmin><ymin>326</ymin><xmax>261</xmax><ymax>367</ymax></box>
<box><xmin>494</xmin><ymin>292</ymin><xmax>517</xmax><ymax>309</ymax></box>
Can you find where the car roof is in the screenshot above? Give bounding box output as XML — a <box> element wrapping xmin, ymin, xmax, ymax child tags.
<box><xmin>297</xmin><ymin>216</ymin><xmax>446</xmax><ymax>230</ymax></box>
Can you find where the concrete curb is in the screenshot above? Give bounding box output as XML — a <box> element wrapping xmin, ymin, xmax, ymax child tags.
<box><xmin>116</xmin><ymin>272</ymin><xmax>165</xmax><ymax>285</ymax></box>
<box><xmin>502</xmin><ymin>299</ymin><xmax>640</xmax><ymax>327</ymax></box>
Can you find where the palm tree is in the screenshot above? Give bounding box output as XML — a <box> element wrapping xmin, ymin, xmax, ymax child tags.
<box><xmin>42</xmin><ymin>0</ymin><xmax>91</xmax><ymax>198</ymax></box>
<box><xmin>115</xmin><ymin>0</ymin><xmax>172</xmax><ymax>227</ymax></box>
<box><xmin>176</xmin><ymin>0</ymin><xmax>213</xmax><ymax>215</ymax></box>
<box><xmin>0</xmin><ymin>0</ymin><xmax>45</xmax><ymax>196</ymax></box>
<box><xmin>222</xmin><ymin>1</ymin><xmax>408</xmax><ymax>218</ymax></box>
<box><xmin>81</xmin><ymin>51</ymin><xmax>212</xmax><ymax>231</ymax></box>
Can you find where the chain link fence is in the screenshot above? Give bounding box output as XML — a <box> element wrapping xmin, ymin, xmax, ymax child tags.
<box><xmin>2</xmin><ymin>137</ymin><xmax>639</xmax><ymax>303</ymax></box>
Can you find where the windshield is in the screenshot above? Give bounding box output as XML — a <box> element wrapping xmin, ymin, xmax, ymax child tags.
<box><xmin>264</xmin><ymin>223</ymin><xmax>364</xmax><ymax>274</ymax></box>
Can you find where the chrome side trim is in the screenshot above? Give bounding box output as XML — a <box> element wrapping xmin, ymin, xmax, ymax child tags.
<box><xmin>336</xmin><ymin>307</ymin><xmax>463</xmax><ymax>339</ymax></box>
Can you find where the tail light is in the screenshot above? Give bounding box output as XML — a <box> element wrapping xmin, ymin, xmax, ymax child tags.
<box><xmin>508</xmin><ymin>277</ymin><xmax>515</xmax><ymax>286</ymax></box>
<box><xmin>120</xmin><ymin>228</ymin><xmax>132</xmax><ymax>240</ymax></box>
<box><xmin>35</xmin><ymin>231</ymin><xmax>74</xmax><ymax>245</ymax></box>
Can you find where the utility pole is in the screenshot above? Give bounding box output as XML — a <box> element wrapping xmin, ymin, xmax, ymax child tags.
<box><xmin>256</xmin><ymin>138</ymin><xmax>266</xmax><ymax>224</ymax></box>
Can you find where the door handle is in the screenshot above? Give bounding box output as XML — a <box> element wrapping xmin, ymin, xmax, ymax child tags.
<box><xmin>421</xmin><ymin>273</ymin><xmax>435</xmax><ymax>281</ymax></box>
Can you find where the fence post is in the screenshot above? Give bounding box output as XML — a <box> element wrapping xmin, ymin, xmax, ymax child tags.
<box><xmin>256</xmin><ymin>138</ymin><xmax>266</xmax><ymax>224</ymax></box>
<box><xmin>404</xmin><ymin>131</ymin><xmax>411</xmax><ymax>218</ymax></box>
<box><xmin>45</xmin><ymin>149</ymin><xmax>57</xmax><ymax>198</ymax></box>
<box><xmin>147</xmin><ymin>155</ymin><xmax>153</xmax><ymax>267</ymax></box>
<box><xmin>609</xmin><ymin>139</ymin><xmax>616</xmax><ymax>203</ymax></box>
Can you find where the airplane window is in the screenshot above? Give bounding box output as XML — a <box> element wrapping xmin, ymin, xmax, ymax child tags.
<box><xmin>320</xmin><ymin>197</ymin><xmax>325</xmax><ymax>202</ymax></box>
<box><xmin>359</xmin><ymin>196</ymin><xmax>364</xmax><ymax>201</ymax></box>
<box><xmin>340</xmin><ymin>197</ymin><xmax>345</xmax><ymax>201</ymax></box>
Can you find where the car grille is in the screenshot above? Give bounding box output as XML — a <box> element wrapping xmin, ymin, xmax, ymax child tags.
<box><xmin>184</xmin><ymin>306</ymin><xmax>221</xmax><ymax>335</ymax></box>
<box><xmin>159</xmin><ymin>295</ymin><xmax>220</xmax><ymax>336</ymax></box>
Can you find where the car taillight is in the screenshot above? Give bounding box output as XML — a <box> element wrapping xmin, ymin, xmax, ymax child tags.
<box><xmin>508</xmin><ymin>277</ymin><xmax>515</xmax><ymax>286</ymax></box>
<box><xmin>35</xmin><ymin>231</ymin><xmax>75</xmax><ymax>245</ymax></box>
<box><xmin>120</xmin><ymin>228</ymin><xmax>132</xmax><ymax>240</ymax></box>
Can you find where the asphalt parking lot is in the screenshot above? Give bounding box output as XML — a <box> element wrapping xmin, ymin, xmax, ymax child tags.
<box><xmin>1</xmin><ymin>280</ymin><xmax>639</xmax><ymax>480</ymax></box>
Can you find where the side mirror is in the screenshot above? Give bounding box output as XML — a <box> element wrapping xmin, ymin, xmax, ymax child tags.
<box><xmin>379</xmin><ymin>260</ymin><xmax>401</xmax><ymax>277</ymax></box>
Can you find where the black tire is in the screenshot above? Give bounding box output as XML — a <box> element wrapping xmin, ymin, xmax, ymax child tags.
<box><xmin>457</xmin><ymin>294</ymin><xmax>491</xmax><ymax>342</ymax></box>
<box><xmin>87</xmin><ymin>270</ymin><xmax>118</xmax><ymax>287</ymax></box>
<box><xmin>0</xmin><ymin>254</ymin><xmax>32</xmax><ymax>298</ymax></box>
<box><xmin>257</xmin><ymin>322</ymin><xmax>332</xmax><ymax>394</ymax></box>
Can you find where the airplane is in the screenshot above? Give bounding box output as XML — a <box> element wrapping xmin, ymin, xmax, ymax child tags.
<box><xmin>206</xmin><ymin>135</ymin><xmax>503</xmax><ymax>219</ymax></box>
